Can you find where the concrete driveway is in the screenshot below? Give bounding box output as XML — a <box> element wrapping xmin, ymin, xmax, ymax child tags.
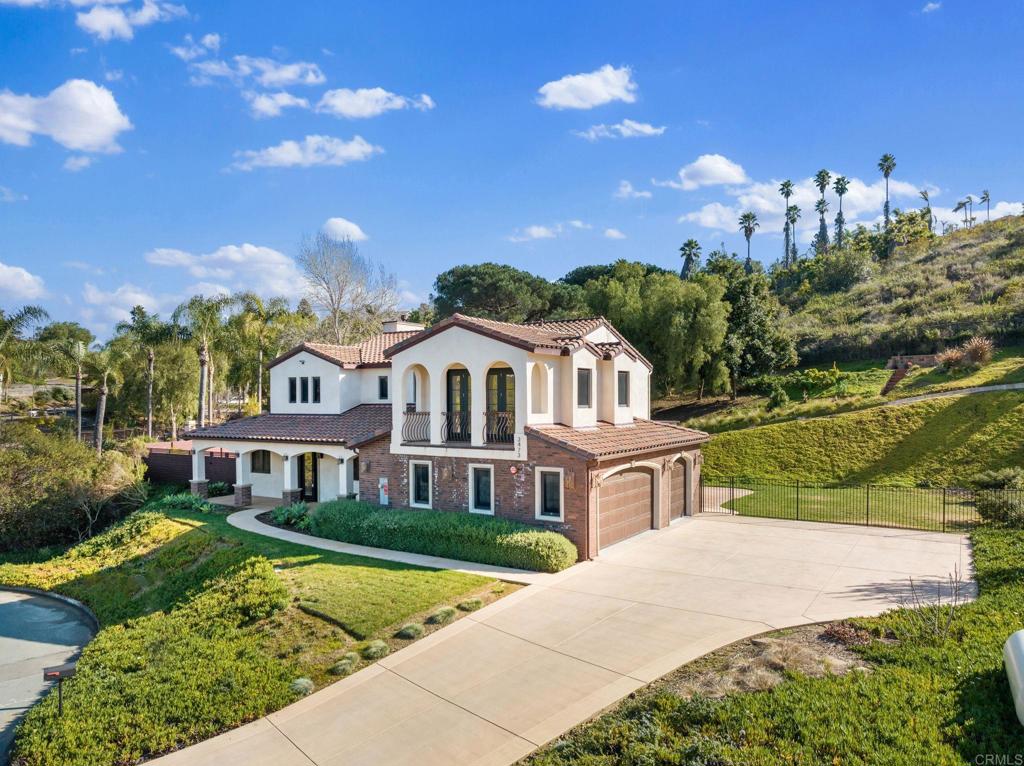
<box><xmin>0</xmin><ymin>591</ymin><xmax>95</xmax><ymax>762</ymax></box>
<box><xmin>154</xmin><ymin>515</ymin><xmax>973</xmax><ymax>766</ymax></box>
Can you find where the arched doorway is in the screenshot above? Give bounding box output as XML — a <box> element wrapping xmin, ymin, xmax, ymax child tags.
<box><xmin>669</xmin><ymin>455</ymin><xmax>693</xmax><ymax>520</ymax></box>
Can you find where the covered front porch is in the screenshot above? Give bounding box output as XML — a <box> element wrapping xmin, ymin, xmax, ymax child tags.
<box><xmin>189</xmin><ymin>438</ymin><xmax>359</xmax><ymax>508</ymax></box>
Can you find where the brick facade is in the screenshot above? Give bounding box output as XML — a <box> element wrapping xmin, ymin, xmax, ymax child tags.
<box><xmin>357</xmin><ymin>435</ymin><xmax>703</xmax><ymax>561</ymax></box>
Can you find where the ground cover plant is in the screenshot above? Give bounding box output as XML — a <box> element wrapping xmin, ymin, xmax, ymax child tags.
<box><xmin>305</xmin><ymin>499</ymin><xmax>579</xmax><ymax>572</ymax></box>
<box><xmin>0</xmin><ymin>491</ymin><xmax>500</xmax><ymax>766</ymax></box>
<box><xmin>525</xmin><ymin>527</ymin><xmax>1024</xmax><ymax>765</ymax></box>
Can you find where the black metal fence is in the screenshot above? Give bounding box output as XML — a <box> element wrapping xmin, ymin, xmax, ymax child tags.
<box><xmin>700</xmin><ymin>476</ymin><xmax>1023</xmax><ymax>533</ymax></box>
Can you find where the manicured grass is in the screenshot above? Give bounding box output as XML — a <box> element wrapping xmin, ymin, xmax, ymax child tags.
<box><xmin>0</xmin><ymin>494</ymin><xmax>496</xmax><ymax>766</ymax></box>
<box><xmin>702</xmin><ymin>391</ymin><xmax>1024</xmax><ymax>486</ymax></box>
<box><xmin>525</xmin><ymin>527</ymin><xmax>1024</xmax><ymax>765</ymax></box>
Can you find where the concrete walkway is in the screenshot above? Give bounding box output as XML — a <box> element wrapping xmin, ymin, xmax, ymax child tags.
<box><xmin>0</xmin><ymin>590</ymin><xmax>95</xmax><ymax>761</ymax></box>
<box><xmin>882</xmin><ymin>380</ymin><xmax>1024</xmax><ymax>407</ymax></box>
<box><xmin>153</xmin><ymin>514</ymin><xmax>973</xmax><ymax>766</ymax></box>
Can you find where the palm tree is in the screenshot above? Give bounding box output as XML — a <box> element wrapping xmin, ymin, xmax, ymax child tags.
<box><xmin>814</xmin><ymin>198</ymin><xmax>830</xmax><ymax>253</ymax></box>
<box><xmin>0</xmin><ymin>305</ymin><xmax>48</xmax><ymax>409</ymax></box>
<box><xmin>778</xmin><ymin>180</ymin><xmax>794</xmax><ymax>264</ymax></box>
<box><xmin>83</xmin><ymin>344</ymin><xmax>125</xmax><ymax>455</ymax></box>
<box><xmin>172</xmin><ymin>295</ymin><xmax>231</xmax><ymax>428</ymax></box>
<box><xmin>235</xmin><ymin>293</ymin><xmax>289</xmax><ymax>413</ymax></box>
<box><xmin>116</xmin><ymin>305</ymin><xmax>177</xmax><ymax>438</ymax></box>
<box><xmin>679</xmin><ymin>239</ymin><xmax>702</xmax><ymax>279</ymax></box>
<box><xmin>51</xmin><ymin>338</ymin><xmax>88</xmax><ymax>440</ymax></box>
<box><xmin>919</xmin><ymin>189</ymin><xmax>933</xmax><ymax>232</ymax></box>
<box><xmin>878</xmin><ymin>153</ymin><xmax>896</xmax><ymax>229</ymax></box>
<box><xmin>953</xmin><ymin>200</ymin><xmax>967</xmax><ymax>228</ymax></box>
<box><xmin>965</xmin><ymin>194</ymin><xmax>975</xmax><ymax>228</ymax></box>
<box><xmin>786</xmin><ymin>205</ymin><xmax>801</xmax><ymax>263</ymax></box>
<box><xmin>738</xmin><ymin>212</ymin><xmax>759</xmax><ymax>260</ymax></box>
<box><xmin>980</xmin><ymin>190</ymin><xmax>991</xmax><ymax>223</ymax></box>
<box><xmin>833</xmin><ymin>175</ymin><xmax>849</xmax><ymax>248</ymax></box>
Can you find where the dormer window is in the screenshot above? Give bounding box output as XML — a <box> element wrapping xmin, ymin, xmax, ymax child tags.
<box><xmin>577</xmin><ymin>368</ymin><xmax>592</xmax><ymax>408</ymax></box>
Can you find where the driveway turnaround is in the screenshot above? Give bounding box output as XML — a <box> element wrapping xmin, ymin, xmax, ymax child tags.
<box><xmin>153</xmin><ymin>515</ymin><xmax>974</xmax><ymax>766</ymax></box>
<box><xmin>0</xmin><ymin>590</ymin><xmax>95</xmax><ymax>760</ymax></box>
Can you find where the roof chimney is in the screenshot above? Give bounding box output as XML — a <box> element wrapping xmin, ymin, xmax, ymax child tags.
<box><xmin>382</xmin><ymin>313</ymin><xmax>425</xmax><ymax>333</ymax></box>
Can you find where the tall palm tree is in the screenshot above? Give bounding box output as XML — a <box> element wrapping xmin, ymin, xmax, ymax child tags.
<box><xmin>814</xmin><ymin>198</ymin><xmax>830</xmax><ymax>253</ymax></box>
<box><xmin>833</xmin><ymin>175</ymin><xmax>849</xmax><ymax>248</ymax></box>
<box><xmin>235</xmin><ymin>292</ymin><xmax>289</xmax><ymax>413</ymax></box>
<box><xmin>778</xmin><ymin>180</ymin><xmax>794</xmax><ymax>264</ymax></box>
<box><xmin>979</xmin><ymin>190</ymin><xmax>991</xmax><ymax>222</ymax></box>
<box><xmin>786</xmin><ymin>205</ymin><xmax>801</xmax><ymax>263</ymax></box>
<box><xmin>738</xmin><ymin>211</ymin><xmax>759</xmax><ymax>260</ymax></box>
<box><xmin>0</xmin><ymin>305</ymin><xmax>48</xmax><ymax>408</ymax></box>
<box><xmin>83</xmin><ymin>344</ymin><xmax>125</xmax><ymax>455</ymax></box>
<box><xmin>116</xmin><ymin>305</ymin><xmax>177</xmax><ymax>438</ymax></box>
<box><xmin>919</xmin><ymin>189</ymin><xmax>933</xmax><ymax>232</ymax></box>
<box><xmin>51</xmin><ymin>338</ymin><xmax>88</xmax><ymax>440</ymax></box>
<box><xmin>965</xmin><ymin>194</ymin><xmax>975</xmax><ymax>228</ymax></box>
<box><xmin>172</xmin><ymin>295</ymin><xmax>231</xmax><ymax>428</ymax></box>
<box><xmin>679</xmin><ymin>239</ymin><xmax>701</xmax><ymax>279</ymax></box>
<box><xmin>953</xmin><ymin>200</ymin><xmax>967</xmax><ymax>228</ymax></box>
<box><xmin>878</xmin><ymin>153</ymin><xmax>896</xmax><ymax>229</ymax></box>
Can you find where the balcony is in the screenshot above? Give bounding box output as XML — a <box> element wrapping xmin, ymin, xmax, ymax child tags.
<box><xmin>441</xmin><ymin>411</ymin><xmax>471</xmax><ymax>443</ymax></box>
<box><xmin>398</xmin><ymin>409</ymin><xmax>515</xmax><ymax>450</ymax></box>
<box><xmin>484</xmin><ymin>410</ymin><xmax>514</xmax><ymax>445</ymax></box>
<box><xmin>401</xmin><ymin>410</ymin><xmax>430</xmax><ymax>443</ymax></box>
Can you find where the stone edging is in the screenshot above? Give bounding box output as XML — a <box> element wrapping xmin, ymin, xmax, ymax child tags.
<box><xmin>0</xmin><ymin>585</ymin><xmax>100</xmax><ymax>635</ymax></box>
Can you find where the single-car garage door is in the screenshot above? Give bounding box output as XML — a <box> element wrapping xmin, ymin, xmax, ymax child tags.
<box><xmin>599</xmin><ymin>467</ymin><xmax>653</xmax><ymax>549</ymax></box>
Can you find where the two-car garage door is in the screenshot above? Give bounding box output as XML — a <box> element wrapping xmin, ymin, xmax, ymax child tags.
<box><xmin>598</xmin><ymin>467</ymin><xmax>654</xmax><ymax>550</ymax></box>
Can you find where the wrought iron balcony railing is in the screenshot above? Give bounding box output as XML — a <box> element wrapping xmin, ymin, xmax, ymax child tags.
<box><xmin>401</xmin><ymin>411</ymin><xmax>430</xmax><ymax>443</ymax></box>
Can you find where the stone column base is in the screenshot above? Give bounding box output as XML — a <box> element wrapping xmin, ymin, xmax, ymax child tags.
<box><xmin>281</xmin><ymin>488</ymin><xmax>303</xmax><ymax>505</ymax></box>
<box><xmin>234</xmin><ymin>483</ymin><xmax>253</xmax><ymax>508</ymax></box>
<box><xmin>189</xmin><ymin>479</ymin><xmax>209</xmax><ymax>498</ymax></box>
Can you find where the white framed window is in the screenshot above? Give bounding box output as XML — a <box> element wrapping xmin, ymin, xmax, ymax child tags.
<box><xmin>378</xmin><ymin>375</ymin><xmax>389</xmax><ymax>400</ymax></box>
<box><xmin>617</xmin><ymin>370</ymin><xmax>630</xmax><ymax>407</ymax></box>
<box><xmin>409</xmin><ymin>460</ymin><xmax>432</xmax><ymax>508</ymax></box>
<box><xmin>468</xmin><ymin>463</ymin><xmax>494</xmax><ymax>514</ymax></box>
<box><xmin>577</xmin><ymin>368</ymin><xmax>592</xmax><ymax>408</ymax></box>
<box><xmin>535</xmin><ymin>466</ymin><xmax>564</xmax><ymax>522</ymax></box>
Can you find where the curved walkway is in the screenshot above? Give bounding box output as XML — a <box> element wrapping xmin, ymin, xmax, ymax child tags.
<box><xmin>882</xmin><ymin>380</ymin><xmax>1024</xmax><ymax>407</ymax></box>
<box><xmin>153</xmin><ymin>513</ymin><xmax>973</xmax><ymax>766</ymax></box>
<box><xmin>0</xmin><ymin>590</ymin><xmax>95</xmax><ymax>760</ymax></box>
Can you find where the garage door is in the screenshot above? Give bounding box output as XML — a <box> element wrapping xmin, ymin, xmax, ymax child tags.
<box><xmin>599</xmin><ymin>468</ymin><xmax>653</xmax><ymax>549</ymax></box>
<box><xmin>669</xmin><ymin>460</ymin><xmax>687</xmax><ymax>520</ymax></box>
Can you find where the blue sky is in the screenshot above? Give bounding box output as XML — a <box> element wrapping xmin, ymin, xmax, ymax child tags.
<box><xmin>1</xmin><ymin>0</ymin><xmax>1022</xmax><ymax>338</ymax></box>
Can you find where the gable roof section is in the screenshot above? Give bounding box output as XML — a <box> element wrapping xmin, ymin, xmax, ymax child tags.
<box><xmin>383</xmin><ymin>314</ymin><xmax>652</xmax><ymax>370</ymax></box>
<box><xmin>267</xmin><ymin>331</ymin><xmax>421</xmax><ymax>370</ymax></box>
<box><xmin>184</xmin><ymin>403</ymin><xmax>392</xmax><ymax>446</ymax></box>
<box><xmin>526</xmin><ymin>419</ymin><xmax>709</xmax><ymax>461</ymax></box>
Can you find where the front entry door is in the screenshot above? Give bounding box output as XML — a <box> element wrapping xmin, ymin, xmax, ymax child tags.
<box><xmin>297</xmin><ymin>453</ymin><xmax>318</xmax><ymax>502</ymax></box>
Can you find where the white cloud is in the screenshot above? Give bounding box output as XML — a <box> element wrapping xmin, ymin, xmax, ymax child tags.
<box><xmin>199</xmin><ymin>32</ymin><xmax>219</xmax><ymax>50</ymax></box>
<box><xmin>76</xmin><ymin>1</ymin><xmax>187</xmax><ymax>42</ymax></box>
<box><xmin>193</xmin><ymin>55</ymin><xmax>324</xmax><ymax>87</ymax></box>
<box><xmin>615</xmin><ymin>180</ymin><xmax>651</xmax><ymax>199</ymax></box>
<box><xmin>0</xmin><ymin>261</ymin><xmax>45</xmax><ymax>299</ymax></box>
<box><xmin>0</xmin><ymin>79</ymin><xmax>132</xmax><ymax>152</ymax></box>
<box><xmin>316</xmin><ymin>87</ymin><xmax>435</xmax><ymax>119</ymax></box>
<box><xmin>169</xmin><ymin>31</ymin><xmax>220</xmax><ymax>61</ymax></box>
<box><xmin>567</xmin><ymin>219</ymin><xmax>590</xmax><ymax>229</ymax></box>
<box><xmin>922</xmin><ymin>2</ymin><xmax>941</xmax><ymax>12</ymax></box>
<box><xmin>680</xmin><ymin>202</ymin><xmax>740</xmax><ymax>230</ymax></box>
<box><xmin>145</xmin><ymin>243</ymin><xmax>303</xmax><ymax>297</ymax></box>
<box><xmin>322</xmin><ymin>216</ymin><xmax>368</xmax><ymax>241</ymax></box>
<box><xmin>63</xmin><ymin>155</ymin><xmax>93</xmax><ymax>171</ymax></box>
<box><xmin>0</xmin><ymin>185</ymin><xmax>26</xmax><ymax>202</ymax></box>
<box><xmin>104</xmin><ymin>69</ymin><xmax>123</xmax><ymax>82</ymax></box>
<box><xmin>655</xmin><ymin>153</ymin><xmax>748</xmax><ymax>191</ymax></box>
<box><xmin>242</xmin><ymin>90</ymin><xmax>309</xmax><ymax>118</ymax></box>
<box><xmin>575</xmin><ymin>118</ymin><xmax>665</xmax><ymax>141</ymax></box>
<box><xmin>932</xmin><ymin>200</ymin><xmax>1023</xmax><ymax>228</ymax></box>
<box><xmin>230</xmin><ymin>134</ymin><xmax>382</xmax><ymax>171</ymax></box>
<box><xmin>82</xmin><ymin>281</ymin><xmax>175</xmax><ymax>326</ymax></box>
<box><xmin>604</xmin><ymin>228</ymin><xmax>626</xmax><ymax>240</ymax></box>
<box><xmin>507</xmin><ymin>220</ymin><xmax>594</xmax><ymax>242</ymax></box>
<box><xmin>537</xmin><ymin>64</ymin><xmax>637</xmax><ymax>110</ymax></box>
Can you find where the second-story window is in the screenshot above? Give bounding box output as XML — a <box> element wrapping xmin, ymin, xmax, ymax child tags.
<box><xmin>378</xmin><ymin>375</ymin><xmax>389</xmax><ymax>400</ymax></box>
<box><xmin>300</xmin><ymin>377</ymin><xmax>309</xmax><ymax>403</ymax></box>
<box><xmin>617</xmin><ymin>370</ymin><xmax>630</xmax><ymax>407</ymax></box>
<box><xmin>312</xmin><ymin>377</ymin><xmax>321</xmax><ymax>403</ymax></box>
<box><xmin>288</xmin><ymin>377</ymin><xmax>297</xmax><ymax>403</ymax></box>
<box><xmin>577</xmin><ymin>368</ymin><xmax>592</xmax><ymax>408</ymax></box>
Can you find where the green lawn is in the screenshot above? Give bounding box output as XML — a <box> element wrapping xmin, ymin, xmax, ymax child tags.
<box><xmin>525</xmin><ymin>527</ymin><xmax>1024</xmax><ymax>765</ymax></box>
<box><xmin>892</xmin><ymin>345</ymin><xmax>1024</xmax><ymax>396</ymax></box>
<box><xmin>1</xmin><ymin>494</ymin><xmax>497</xmax><ymax>766</ymax></box>
<box><xmin>703</xmin><ymin>390</ymin><xmax>1024</xmax><ymax>486</ymax></box>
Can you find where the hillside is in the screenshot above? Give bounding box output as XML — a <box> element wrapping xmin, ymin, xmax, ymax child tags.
<box><xmin>789</xmin><ymin>214</ymin><xmax>1024</xmax><ymax>361</ymax></box>
<box><xmin>701</xmin><ymin>390</ymin><xmax>1024</xmax><ymax>486</ymax></box>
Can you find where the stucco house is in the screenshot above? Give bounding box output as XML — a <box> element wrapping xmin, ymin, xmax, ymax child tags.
<box><xmin>186</xmin><ymin>314</ymin><xmax>709</xmax><ymax>560</ymax></box>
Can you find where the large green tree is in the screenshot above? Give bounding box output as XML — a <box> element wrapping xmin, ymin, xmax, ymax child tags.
<box><xmin>432</xmin><ymin>262</ymin><xmax>587</xmax><ymax>322</ymax></box>
<box><xmin>83</xmin><ymin>343</ymin><xmax>126</xmax><ymax>454</ymax></box>
<box><xmin>116</xmin><ymin>306</ymin><xmax>177</xmax><ymax>438</ymax></box>
<box><xmin>50</xmin><ymin>338</ymin><xmax>88</xmax><ymax>440</ymax></box>
<box><xmin>234</xmin><ymin>292</ymin><xmax>289</xmax><ymax>412</ymax></box>
<box><xmin>0</xmin><ymin>305</ymin><xmax>48</xmax><ymax>409</ymax></box>
<box><xmin>172</xmin><ymin>295</ymin><xmax>231</xmax><ymax>427</ymax></box>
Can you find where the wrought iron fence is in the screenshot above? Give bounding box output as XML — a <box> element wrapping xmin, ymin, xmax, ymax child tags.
<box><xmin>441</xmin><ymin>411</ymin><xmax>471</xmax><ymax>443</ymax></box>
<box><xmin>401</xmin><ymin>411</ymin><xmax>430</xmax><ymax>443</ymax></box>
<box><xmin>700</xmin><ymin>475</ymin><xmax>1023</xmax><ymax>533</ymax></box>
<box><xmin>484</xmin><ymin>410</ymin><xmax>515</xmax><ymax>444</ymax></box>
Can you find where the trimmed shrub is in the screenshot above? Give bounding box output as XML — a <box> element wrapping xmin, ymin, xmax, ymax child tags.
<box><xmin>329</xmin><ymin>652</ymin><xmax>360</xmax><ymax>676</ymax></box>
<box><xmin>975</xmin><ymin>492</ymin><xmax>1024</xmax><ymax>525</ymax></box>
<box><xmin>395</xmin><ymin>623</ymin><xmax>424</xmax><ymax>640</ymax></box>
<box><xmin>271</xmin><ymin>501</ymin><xmax>309</xmax><ymax>527</ymax></box>
<box><xmin>306</xmin><ymin>499</ymin><xmax>578</xmax><ymax>573</ymax></box>
<box><xmin>360</xmin><ymin>640</ymin><xmax>390</xmax><ymax>660</ymax></box>
<box><xmin>457</xmin><ymin>597</ymin><xmax>483</xmax><ymax>612</ymax></box>
<box><xmin>766</xmin><ymin>383</ymin><xmax>790</xmax><ymax>411</ymax></box>
<box><xmin>426</xmin><ymin>606</ymin><xmax>456</xmax><ymax>625</ymax></box>
<box><xmin>290</xmin><ymin>677</ymin><xmax>314</xmax><ymax>696</ymax></box>
<box><xmin>970</xmin><ymin>467</ymin><xmax>1024</xmax><ymax>490</ymax></box>
<box><xmin>148</xmin><ymin>492</ymin><xmax>215</xmax><ymax>515</ymax></box>
<box><xmin>206</xmin><ymin>480</ymin><xmax>232</xmax><ymax>497</ymax></box>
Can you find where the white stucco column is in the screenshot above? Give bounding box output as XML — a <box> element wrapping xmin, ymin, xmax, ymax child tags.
<box><xmin>282</xmin><ymin>455</ymin><xmax>295</xmax><ymax>490</ymax></box>
<box><xmin>191</xmin><ymin>448</ymin><xmax>206</xmax><ymax>481</ymax></box>
<box><xmin>429</xmin><ymin>365</ymin><xmax>443</xmax><ymax>444</ymax></box>
<box><xmin>235</xmin><ymin>452</ymin><xmax>249</xmax><ymax>485</ymax></box>
<box><xmin>470</xmin><ymin>365</ymin><xmax>486</xmax><ymax>447</ymax></box>
<box><xmin>338</xmin><ymin>457</ymin><xmax>351</xmax><ymax>498</ymax></box>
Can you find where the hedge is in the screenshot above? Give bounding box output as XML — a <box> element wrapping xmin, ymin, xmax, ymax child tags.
<box><xmin>306</xmin><ymin>499</ymin><xmax>578</xmax><ymax>573</ymax></box>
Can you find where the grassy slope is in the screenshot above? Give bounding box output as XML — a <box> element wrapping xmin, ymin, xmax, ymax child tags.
<box><xmin>526</xmin><ymin>527</ymin><xmax>1024</xmax><ymax>765</ymax></box>
<box><xmin>894</xmin><ymin>344</ymin><xmax>1024</xmax><ymax>395</ymax></box>
<box><xmin>0</xmin><ymin>499</ymin><xmax>494</xmax><ymax>766</ymax></box>
<box><xmin>702</xmin><ymin>390</ymin><xmax>1024</xmax><ymax>485</ymax></box>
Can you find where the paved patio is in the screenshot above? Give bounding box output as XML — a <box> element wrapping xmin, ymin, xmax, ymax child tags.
<box><xmin>153</xmin><ymin>514</ymin><xmax>974</xmax><ymax>766</ymax></box>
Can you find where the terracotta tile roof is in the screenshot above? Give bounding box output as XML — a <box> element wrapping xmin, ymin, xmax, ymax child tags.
<box><xmin>184</xmin><ymin>404</ymin><xmax>392</xmax><ymax>446</ymax></box>
<box><xmin>526</xmin><ymin>419</ymin><xmax>709</xmax><ymax>460</ymax></box>
<box><xmin>267</xmin><ymin>331</ymin><xmax>421</xmax><ymax>370</ymax></box>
